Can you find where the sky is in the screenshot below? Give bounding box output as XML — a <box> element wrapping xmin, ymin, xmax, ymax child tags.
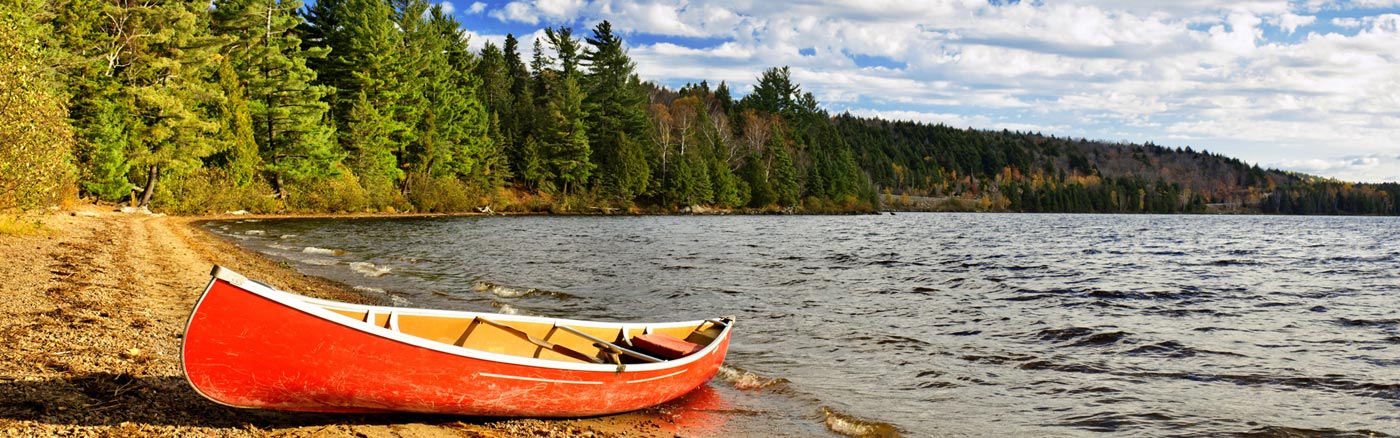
<box><xmin>440</xmin><ymin>0</ymin><xmax>1400</xmax><ymax>183</ymax></box>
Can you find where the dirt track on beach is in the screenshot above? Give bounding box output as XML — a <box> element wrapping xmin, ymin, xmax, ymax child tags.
<box><xmin>0</xmin><ymin>205</ymin><xmax>686</xmax><ymax>437</ymax></box>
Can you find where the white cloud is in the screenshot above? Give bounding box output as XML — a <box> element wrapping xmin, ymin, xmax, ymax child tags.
<box><xmin>1272</xmin><ymin>13</ymin><xmax>1316</xmax><ymax>33</ymax></box>
<box><xmin>490</xmin><ymin>2</ymin><xmax>538</xmax><ymax>24</ymax></box>
<box><xmin>438</xmin><ymin>1</ymin><xmax>455</xmax><ymax>14</ymax></box>
<box><xmin>468</xmin><ymin>2</ymin><xmax>486</xmax><ymax>14</ymax></box>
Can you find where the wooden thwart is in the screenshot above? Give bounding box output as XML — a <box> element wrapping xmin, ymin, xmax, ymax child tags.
<box><xmin>555</xmin><ymin>325</ymin><xmax>663</xmax><ymax>363</ymax></box>
<box><xmin>474</xmin><ymin>317</ymin><xmax>602</xmax><ymax>364</ymax></box>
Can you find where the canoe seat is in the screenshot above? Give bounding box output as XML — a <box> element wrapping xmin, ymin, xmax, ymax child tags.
<box><xmin>631</xmin><ymin>333</ymin><xmax>703</xmax><ymax>360</ymax></box>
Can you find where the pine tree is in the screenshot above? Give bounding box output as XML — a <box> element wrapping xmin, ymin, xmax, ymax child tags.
<box><xmin>545</xmin><ymin>75</ymin><xmax>592</xmax><ymax>197</ymax></box>
<box><xmin>342</xmin><ymin>91</ymin><xmax>401</xmax><ymax>207</ymax></box>
<box><xmin>213</xmin><ymin>0</ymin><xmax>339</xmax><ymax>198</ymax></box>
<box><xmin>771</xmin><ymin>132</ymin><xmax>800</xmax><ymax>207</ymax></box>
<box><xmin>539</xmin><ymin>28</ymin><xmax>592</xmax><ymax>198</ymax></box>
<box><xmin>303</xmin><ymin>0</ymin><xmax>407</xmax><ymax>201</ymax></box>
<box><xmin>583</xmin><ymin>21</ymin><xmax>651</xmax><ymax>202</ymax></box>
<box><xmin>115</xmin><ymin>1</ymin><xmax>231</xmax><ymax>207</ymax></box>
<box><xmin>211</xmin><ymin>60</ymin><xmax>259</xmax><ymax>187</ymax></box>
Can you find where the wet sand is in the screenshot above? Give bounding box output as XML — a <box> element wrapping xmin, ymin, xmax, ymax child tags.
<box><xmin>0</xmin><ymin>205</ymin><xmax>699</xmax><ymax>437</ymax></box>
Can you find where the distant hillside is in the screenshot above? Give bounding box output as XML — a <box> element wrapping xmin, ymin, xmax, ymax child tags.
<box><xmin>836</xmin><ymin>115</ymin><xmax>1400</xmax><ymax>215</ymax></box>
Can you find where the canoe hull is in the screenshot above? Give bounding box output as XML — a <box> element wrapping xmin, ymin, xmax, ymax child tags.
<box><xmin>182</xmin><ymin>273</ymin><xmax>731</xmax><ymax>417</ymax></box>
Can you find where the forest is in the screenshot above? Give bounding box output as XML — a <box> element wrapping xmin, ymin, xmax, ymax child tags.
<box><xmin>3</xmin><ymin>0</ymin><xmax>1397</xmax><ymax>216</ymax></box>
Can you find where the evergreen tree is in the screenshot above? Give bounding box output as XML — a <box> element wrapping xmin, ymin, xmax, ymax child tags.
<box><xmin>117</xmin><ymin>1</ymin><xmax>231</xmax><ymax>207</ymax></box>
<box><xmin>303</xmin><ymin>0</ymin><xmax>406</xmax><ymax>201</ymax></box>
<box><xmin>770</xmin><ymin>132</ymin><xmax>800</xmax><ymax>207</ymax></box>
<box><xmin>544</xmin><ymin>74</ymin><xmax>592</xmax><ymax>197</ymax></box>
<box><xmin>742</xmin><ymin>66</ymin><xmax>798</xmax><ymax>115</ymax></box>
<box><xmin>213</xmin><ymin>0</ymin><xmax>338</xmax><ymax>198</ymax></box>
<box><xmin>539</xmin><ymin>27</ymin><xmax>592</xmax><ymax>198</ymax></box>
<box><xmin>342</xmin><ymin>91</ymin><xmax>401</xmax><ymax>206</ymax></box>
<box><xmin>79</xmin><ymin>100</ymin><xmax>134</xmax><ymax>201</ymax></box>
<box><xmin>583</xmin><ymin>21</ymin><xmax>650</xmax><ymax>201</ymax></box>
<box><xmin>211</xmin><ymin>60</ymin><xmax>260</xmax><ymax>187</ymax></box>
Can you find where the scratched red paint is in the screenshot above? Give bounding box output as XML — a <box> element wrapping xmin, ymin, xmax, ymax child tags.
<box><xmin>182</xmin><ymin>275</ymin><xmax>732</xmax><ymax>417</ymax></box>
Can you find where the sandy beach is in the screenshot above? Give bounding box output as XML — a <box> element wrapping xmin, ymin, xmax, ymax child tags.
<box><xmin>0</xmin><ymin>205</ymin><xmax>695</xmax><ymax>437</ymax></box>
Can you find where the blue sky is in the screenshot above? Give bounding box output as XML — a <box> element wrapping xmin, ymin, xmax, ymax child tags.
<box><xmin>439</xmin><ymin>0</ymin><xmax>1400</xmax><ymax>183</ymax></box>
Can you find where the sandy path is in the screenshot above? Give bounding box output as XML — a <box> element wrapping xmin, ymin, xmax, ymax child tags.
<box><xmin>0</xmin><ymin>207</ymin><xmax>682</xmax><ymax>438</ymax></box>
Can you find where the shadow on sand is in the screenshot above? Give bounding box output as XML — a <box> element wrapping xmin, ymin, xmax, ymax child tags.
<box><xmin>0</xmin><ymin>372</ymin><xmax>490</xmax><ymax>429</ymax></box>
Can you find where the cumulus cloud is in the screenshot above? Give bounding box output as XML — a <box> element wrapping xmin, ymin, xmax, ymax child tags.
<box><xmin>1269</xmin><ymin>154</ymin><xmax>1400</xmax><ymax>182</ymax></box>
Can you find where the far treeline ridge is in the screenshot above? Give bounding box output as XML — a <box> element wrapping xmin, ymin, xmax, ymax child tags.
<box><xmin>3</xmin><ymin>0</ymin><xmax>1397</xmax><ymax>215</ymax></box>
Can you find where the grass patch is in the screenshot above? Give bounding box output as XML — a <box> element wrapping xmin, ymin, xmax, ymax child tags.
<box><xmin>0</xmin><ymin>215</ymin><xmax>54</xmax><ymax>237</ymax></box>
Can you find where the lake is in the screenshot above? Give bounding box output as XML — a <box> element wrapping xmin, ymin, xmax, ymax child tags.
<box><xmin>206</xmin><ymin>213</ymin><xmax>1399</xmax><ymax>437</ymax></box>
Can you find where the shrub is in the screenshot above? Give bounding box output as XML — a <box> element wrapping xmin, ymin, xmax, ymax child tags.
<box><xmin>287</xmin><ymin>172</ymin><xmax>368</xmax><ymax>213</ymax></box>
<box><xmin>406</xmin><ymin>174</ymin><xmax>472</xmax><ymax>213</ymax></box>
<box><xmin>153</xmin><ymin>168</ymin><xmax>278</xmax><ymax>214</ymax></box>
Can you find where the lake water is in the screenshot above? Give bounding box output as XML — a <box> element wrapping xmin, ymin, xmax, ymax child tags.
<box><xmin>206</xmin><ymin>213</ymin><xmax>1400</xmax><ymax>437</ymax></box>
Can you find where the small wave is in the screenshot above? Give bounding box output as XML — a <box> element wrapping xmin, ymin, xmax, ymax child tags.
<box><xmin>715</xmin><ymin>365</ymin><xmax>788</xmax><ymax>391</ymax></box>
<box><xmin>822</xmin><ymin>407</ymin><xmax>902</xmax><ymax>438</ymax></box>
<box><xmin>1335</xmin><ymin>318</ymin><xmax>1399</xmax><ymax>328</ymax></box>
<box><xmin>352</xmin><ymin>286</ymin><xmax>386</xmax><ymax>294</ymax></box>
<box><xmin>388</xmin><ymin>295</ymin><xmax>411</xmax><ymax>305</ymax></box>
<box><xmin>960</xmin><ymin>353</ymin><xmax>1036</xmax><ymax>365</ymax></box>
<box><xmin>1018</xmin><ymin>359</ymin><xmax>1112</xmax><ymax>374</ymax></box>
<box><xmin>266</xmin><ymin>243</ymin><xmax>295</xmax><ymax>251</ymax></box>
<box><xmin>490</xmin><ymin>302</ymin><xmax>522</xmax><ymax>315</ymax></box>
<box><xmin>472</xmin><ymin>281</ymin><xmax>576</xmax><ymax>299</ymax></box>
<box><xmin>1124</xmin><ymin>341</ymin><xmax>1198</xmax><ymax>358</ymax></box>
<box><xmin>1236</xmin><ymin>425</ymin><xmax>1394</xmax><ymax>437</ymax></box>
<box><xmin>245</xmin><ymin>230</ymin><xmax>265</xmax><ymax>235</ymax></box>
<box><xmin>1059</xmin><ymin>411</ymin><xmax>1173</xmax><ymax>433</ymax></box>
<box><xmin>1209</xmin><ymin>259</ymin><xmax>1263</xmax><ymax>266</ymax></box>
<box><xmin>303</xmin><ymin>246</ymin><xmax>345</xmax><ymax>256</ymax></box>
<box><xmin>279</xmin><ymin>234</ymin><xmax>297</xmax><ymax>239</ymax></box>
<box><xmin>1035</xmin><ymin>327</ymin><xmax>1096</xmax><ymax>341</ymax></box>
<box><xmin>299</xmin><ymin>258</ymin><xmax>340</xmax><ymax>266</ymax></box>
<box><xmin>1036</xmin><ymin>326</ymin><xmax>1131</xmax><ymax>345</ymax></box>
<box><xmin>825</xmin><ymin>253</ymin><xmax>860</xmax><ymax>264</ymax></box>
<box><xmin>349</xmin><ymin>262</ymin><xmax>391</xmax><ymax>278</ymax></box>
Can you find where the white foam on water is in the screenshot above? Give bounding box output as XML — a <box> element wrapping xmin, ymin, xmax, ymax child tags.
<box><xmin>491</xmin><ymin>302</ymin><xmax>521</xmax><ymax>315</ymax></box>
<box><xmin>822</xmin><ymin>407</ymin><xmax>901</xmax><ymax>438</ymax></box>
<box><xmin>352</xmin><ymin>286</ymin><xmax>386</xmax><ymax>294</ymax></box>
<box><xmin>349</xmin><ymin>262</ymin><xmax>391</xmax><ymax>278</ymax></box>
<box><xmin>472</xmin><ymin>281</ymin><xmax>536</xmax><ymax>298</ymax></box>
<box><xmin>245</xmin><ymin>230</ymin><xmax>265</xmax><ymax>235</ymax></box>
<box><xmin>716</xmin><ymin>365</ymin><xmax>785</xmax><ymax>390</ymax></box>
<box><xmin>303</xmin><ymin>247</ymin><xmax>344</xmax><ymax>256</ymax></box>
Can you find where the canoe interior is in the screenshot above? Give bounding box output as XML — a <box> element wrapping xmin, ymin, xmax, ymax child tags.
<box><xmin>324</xmin><ymin>307</ymin><xmax>724</xmax><ymax>364</ymax></box>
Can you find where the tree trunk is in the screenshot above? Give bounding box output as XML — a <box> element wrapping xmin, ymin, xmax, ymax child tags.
<box><xmin>138</xmin><ymin>164</ymin><xmax>158</xmax><ymax>208</ymax></box>
<box><xmin>274</xmin><ymin>173</ymin><xmax>287</xmax><ymax>200</ymax></box>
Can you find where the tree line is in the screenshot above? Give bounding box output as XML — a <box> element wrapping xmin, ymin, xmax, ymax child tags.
<box><xmin>1</xmin><ymin>0</ymin><xmax>1394</xmax><ymax>215</ymax></box>
<box><xmin>840</xmin><ymin>117</ymin><xmax>1400</xmax><ymax>215</ymax></box>
<box><xmin>3</xmin><ymin>0</ymin><xmax>872</xmax><ymax>214</ymax></box>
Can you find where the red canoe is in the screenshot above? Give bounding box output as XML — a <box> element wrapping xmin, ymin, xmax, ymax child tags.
<box><xmin>181</xmin><ymin>266</ymin><xmax>734</xmax><ymax>417</ymax></box>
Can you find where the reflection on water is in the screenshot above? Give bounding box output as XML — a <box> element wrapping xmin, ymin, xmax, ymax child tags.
<box><xmin>208</xmin><ymin>214</ymin><xmax>1400</xmax><ymax>437</ymax></box>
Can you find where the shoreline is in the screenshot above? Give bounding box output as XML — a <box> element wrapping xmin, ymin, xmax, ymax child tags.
<box><xmin>0</xmin><ymin>204</ymin><xmax>717</xmax><ymax>437</ymax></box>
